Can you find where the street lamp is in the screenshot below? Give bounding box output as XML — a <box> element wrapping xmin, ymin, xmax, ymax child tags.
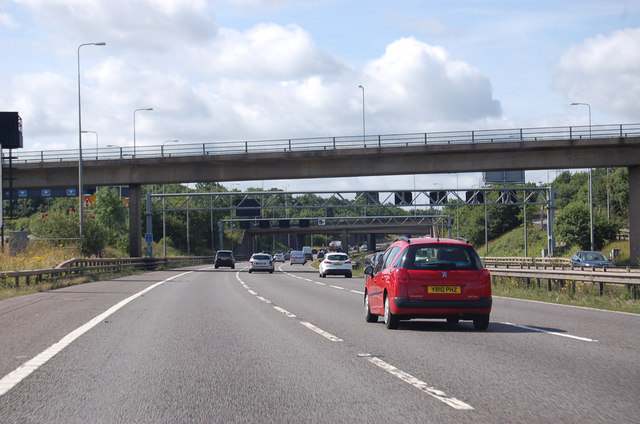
<box><xmin>571</xmin><ymin>101</ymin><xmax>594</xmax><ymax>250</ymax></box>
<box><xmin>161</xmin><ymin>139</ymin><xmax>179</xmax><ymax>157</ymax></box>
<box><xmin>78</xmin><ymin>41</ymin><xmax>106</xmax><ymax>241</ymax></box>
<box><xmin>81</xmin><ymin>130</ymin><xmax>98</xmax><ymax>159</ymax></box>
<box><xmin>133</xmin><ymin>107</ymin><xmax>153</xmax><ymax>157</ymax></box>
<box><xmin>358</xmin><ymin>85</ymin><xmax>365</xmax><ymax>145</ymax></box>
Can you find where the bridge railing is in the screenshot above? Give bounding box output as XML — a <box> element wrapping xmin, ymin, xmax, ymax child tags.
<box><xmin>4</xmin><ymin>123</ymin><xmax>640</xmax><ymax>164</ymax></box>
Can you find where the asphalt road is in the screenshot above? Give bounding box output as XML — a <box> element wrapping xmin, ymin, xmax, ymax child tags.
<box><xmin>0</xmin><ymin>262</ymin><xmax>638</xmax><ymax>423</ymax></box>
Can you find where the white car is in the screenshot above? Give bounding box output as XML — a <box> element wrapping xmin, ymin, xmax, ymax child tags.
<box><xmin>273</xmin><ymin>252</ymin><xmax>285</xmax><ymax>262</ymax></box>
<box><xmin>290</xmin><ymin>250</ymin><xmax>306</xmax><ymax>265</ymax></box>
<box><xmin>319</xmin><ymin>252</ymin><xmax>352</xmax><ymax>278</ymax></box>
<box><xmin>248</xmin><ymin>253</ymin><xmax>274</xmax><ymax>273</ymax></box>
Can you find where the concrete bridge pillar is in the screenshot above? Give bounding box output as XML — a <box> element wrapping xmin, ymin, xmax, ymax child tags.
<box><xmin>129</xmin><ymin>184</ymin><xmax>142</xmax><ymax>258</ymax></box>
<box><xmin>367</xmin><ymin>233</ymin><xmax>376</xmax><ymax>252</ymax></box>
<box><xmin>629</xmin><ymin>166</ymin><xmax>640</xmax><ymax>265</ymax></box>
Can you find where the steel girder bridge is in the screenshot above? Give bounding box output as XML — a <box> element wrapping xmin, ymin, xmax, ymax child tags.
<box><xmin>145</xmin><ymin>186</ymin><xmax>554</xmax><ymax>257</ymax></box>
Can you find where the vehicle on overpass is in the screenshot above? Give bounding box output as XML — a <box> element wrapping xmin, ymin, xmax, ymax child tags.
<box><xmin>364</xmin><ymin>236</ymin><xmax>492</xmax><ymax>330</ymax></box>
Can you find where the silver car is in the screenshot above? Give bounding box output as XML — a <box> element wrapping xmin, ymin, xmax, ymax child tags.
<box><xmin>249</xmin><ymin>253</ymin><xmax>275</xmax><ymax>273</ymax></box>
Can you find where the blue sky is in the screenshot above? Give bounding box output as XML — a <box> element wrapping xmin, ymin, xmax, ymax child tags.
<box><xmin>1</xmin><ymin>0</ymin><xmax>639</xmax><ymax>191</ymax></box>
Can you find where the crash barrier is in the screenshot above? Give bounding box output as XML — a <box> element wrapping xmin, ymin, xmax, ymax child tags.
<box><xmin>486</xmin><ymin>261</ymin><xmax>640</xmax><ymax>299</ymax></box>
<box><xmin>0</xmin><ymin>256</ymin><xmax>214</xmax><ymax>288</ymax></box>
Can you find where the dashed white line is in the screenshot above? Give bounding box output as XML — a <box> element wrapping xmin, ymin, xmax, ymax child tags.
<box><xmin>330</xmin><ymin>285</ymin><xmax>345</xmax><ymax>290</ymax></box>
<box><xmin>0</xmin><ymin>271</ymin><xmax>192</xmax><ymax>397</ymax></box>
<box><xmin>359</xmin><ymin>354</ymin><xmax>474</xmax><ymax>411</ymax></box>
<box><xmin>273</xmin><ymin>306</ymin><xmax>296</xmax><ymax>318</ymax></box>
<box><xmin>300</xmin><ymin>322</ymin><xmax>343</xmax><ymax>342</ymax></box>
<box><xmin>502</xmin><ymin>322</ymin><xmax>598</xmax><ymax>342</ymax></box>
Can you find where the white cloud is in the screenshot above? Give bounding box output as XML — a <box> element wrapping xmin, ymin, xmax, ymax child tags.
<box><xmin>15</xmin><ymin>0</ymin><xmax>216</xmax><ymax>48</ymax></box>
<box><xmin>363</xmin><ymin>37</ymin><xmax>501</xmax><ymax>126</ymax></box>
<box><xmin>0</xmin><ymin>12</ymin><xmax>19</xmax><ymax>29</ymax></box>
<box><xmin>206</xmin><ymin>23</ymin><xmax>344</xmax><ymax>79</ymax></box>
<box><xmin>555</xmin><ymin>27</ymin><xmax>640</xmax><ymax>119</ymax></box>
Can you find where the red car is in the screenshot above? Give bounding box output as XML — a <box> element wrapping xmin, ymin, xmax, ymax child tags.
<box><xmin>364</xmin><ymin>237</ymin><xmax>492</xmax><ymax>330</ymax></box>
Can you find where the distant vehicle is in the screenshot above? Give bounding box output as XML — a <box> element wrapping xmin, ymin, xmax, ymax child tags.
<box><xmin>214</xmin><ymin>250</ymin><xmax>235</xmax><ymax>269</ymax></box>
<box><xmin>290</xmin><ymin>250</ymin><xmax>306</xmax><ymax>265</ymax></box>
<box><xmin>329</xmin><ymin>240</ymin><xmax>342</xmax><ymax>251</ymax></box>
<box><xmin>302</xmin><ymin>246</ymin><xmax>313</xmax><ymax>260</ymax></box>
<box><xmin>248</xmin><ymin>253</ymin><xmax>274</xmax><ymax>273</ymax></box>
<box><xmin>364</xmin><ymin>237</ymin><xmax>492</xmax><ymax>330</ymax></box>
<box><xmin>319</xmin><ymin>252</ymin><xmax>352</xmax><ymax>278</ymax></box>
<box><xmin>284</xmin><ymin>251</ymin><xmax>291</xmax><ymax>261</ymax></box>
<box><xmin>274</xmin><ymin>252</ymin><xmax>285</xmax><ymax>262</ymax></box>
<box><xmin>570</xmin><ymin>251</ymin><xmax>614</xmax><ymax>267</ymax></box>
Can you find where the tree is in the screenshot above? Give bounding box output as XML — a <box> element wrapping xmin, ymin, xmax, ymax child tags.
<box><xmin>94</xmin><ymin>187</ymin><xmax>127</xmax><ymax>243</ymax></box>
<box><xmin>555</xmin><ymin>202</ymin><xmax>620</xmax><ymax>251</ymax></box>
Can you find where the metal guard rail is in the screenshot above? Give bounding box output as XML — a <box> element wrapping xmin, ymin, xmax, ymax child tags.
<box><xmin>1</xmin><ymin>256</ymin><xmax>214</xmax><ymax>287</ymax></box>
<box><xmin>4</xmin><ymin>122</ymin><xmax>640</xmax><ymax>164</ymax></box>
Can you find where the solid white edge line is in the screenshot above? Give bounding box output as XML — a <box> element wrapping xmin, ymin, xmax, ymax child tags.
<box><xmin>0</xmin><ymin>271</ymin><xmax>192</xmax><ymax>397</ymax></box>
<box><xmin>502</xmin><ymin>322</ymin><xmax>598</xmax><ymax>342</ymax></box>
<box><xmin>359</xmin><ymin>354</ymin><xmax>474</xmax><ymax>410</ymax></box>
<box><xmin>300</xmin><ymin>321</ymin><xmax>343</xmax><ymax>342</ymax></box>
<box><xmin>493</xmin><ymin>295</ymin><xmax>640</xmax><ymax>317</ymax></box>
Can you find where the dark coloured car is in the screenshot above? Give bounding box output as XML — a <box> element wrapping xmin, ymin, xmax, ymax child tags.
<box><xmin>364</xmin><ymin>237</ymin><xmax>492</xmax><ymax>330</ymax></box>
<box><xmin>214</xmin><ymin>250</ymin><xmax>235</xmax><ymax>269</ymax></box>
<box><xmin>570</xmin><ymin>251</ymin><xmax>614</xmax><ymax>267</ymax></box>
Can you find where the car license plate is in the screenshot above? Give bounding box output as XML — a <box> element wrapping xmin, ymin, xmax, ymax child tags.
<box><xmin>428</xmin><ymin>286</ymin><xmax>461</xmax><ymax>294</ymax></box>
<box><xmin>335</xmin><ymin>262</ymin><xmax>343</xmax><ymax>266</ymax></box>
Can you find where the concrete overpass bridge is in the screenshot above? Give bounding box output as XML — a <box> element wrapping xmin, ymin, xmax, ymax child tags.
<box><xmin>3</xmin><ymin>123</ymin><xmax>640</xmax><ymax>261</ymax></box>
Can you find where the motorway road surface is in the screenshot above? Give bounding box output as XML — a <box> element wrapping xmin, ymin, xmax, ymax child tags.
<box><xmin>0</xmin><ymin>262</ymin><xmax>639</xmax><ymax>423</ymax></box>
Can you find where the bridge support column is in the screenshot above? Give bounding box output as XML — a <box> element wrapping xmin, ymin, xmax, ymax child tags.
<box><xmin>629</xmin><ymin>166</ymin><xmax>640</xmax><ymax>265</ymax></box>
<box><xmin>295</xmin><ymin>234</ymin><xmax>305</xmax><ymax>250</ymax></box>
<box><xmin>129</xmin><ymin>184</ymin><xmax>142</xmax><ymax>258</ymax></box>
<box><xmin>367</xmin><ymin>233</ymin><xmax>376</xmax><ymax>252</ymax></box>
<box><xmin>341</xmin><ymin>229</ymin><xmax>349</xmax><ymax>254</ymax></box>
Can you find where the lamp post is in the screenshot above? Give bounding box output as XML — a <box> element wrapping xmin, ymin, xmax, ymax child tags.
<box><xmin>358</xmin><ymin>85</ymin><xmax>365</xmax><ymax>145</ymax></box>
<box><xmin>81</xmin><ymin>130</ymin><xmax>98</xmax><ymax>159</ymax></box>
<box><xmin>571</xmin><ymin>102</ymin><xmax>594</xmax><ymax>251</ymax></box>
<box><xmin>161</xmin><ymin>139</ymin><xmax>179</xmax><ymax>157</ymax></box>
<box><xmin>78</xmin><ymin>41</ymin><xmax>106</xmax><ymax>241</ymax></box>
<box><xmin>133</xmin><ymin>107</ymin><xmax>153</xmax><ymax>157</ymax></box>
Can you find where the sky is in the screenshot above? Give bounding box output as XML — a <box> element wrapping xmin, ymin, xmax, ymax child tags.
<box><xmin>1</xmin><ymin>0</ymin><xmax>639</xmax><ymax>193</ymax></box>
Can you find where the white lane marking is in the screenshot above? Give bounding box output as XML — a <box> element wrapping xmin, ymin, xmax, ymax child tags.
<box><xmin>358</xmin><ymin>354</ymin><xmax>474</xmax><ymax>411</ymax></box>
<box><xmin>300</xmin><ymin>322</ymin><xmax>343</xmax><ymax>342</ymax></box>
<box><xmin>0</xmin><ymin>272</ymin><xmax>192</xmax><ymax>397</ymax></box>
<box><xmin>257</xmin><ymin>296</ymin><xmax>271</xmax><ymax>304</ymax></box>
<box><xmin>502</xmin><ymin>322</ymin><xmax>598</xmax><ymax>342</ymax></box>
<box><xmin>248</xmin><ymin>289</ymin><xmax>258</xmax><ymax>296</ymax></box>
<box><xmin>273</xmin><ymin>306</ymin><xmax>296</xmax><ymax>318</ymax></box>
<box><xmin>330</xmin><ymin>285</ymin><xmax>345</xmax><ymax>290</ymax></box>
<box><xmin>314</xmin><ymin>281</ymin><xmax>326</xmax><ymax>286</ymax></box>
<box><xmin>350</xmin><ymin>290</ymin><xmax>365</xmax><ymax>295</ymax></box>
<box><xmin>494</xmin><ymin>295</ymin><xmax>640</xmax><ymax>317</ymax></box>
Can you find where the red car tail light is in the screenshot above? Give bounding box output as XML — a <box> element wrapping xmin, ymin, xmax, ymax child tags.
<box><xmin>392</xmin><ymin>268</ymin><xmax>410</xmax><ymax>284</ymax></box>
<box><xmin>480</xmin><ymin>269</ymin><xmax>491</xmax><ymax>284</ymax></box>
<box><xmin>345</xmin><ymin>260</ymin><xmax>351</xmax><ymax>264</ymax></box>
